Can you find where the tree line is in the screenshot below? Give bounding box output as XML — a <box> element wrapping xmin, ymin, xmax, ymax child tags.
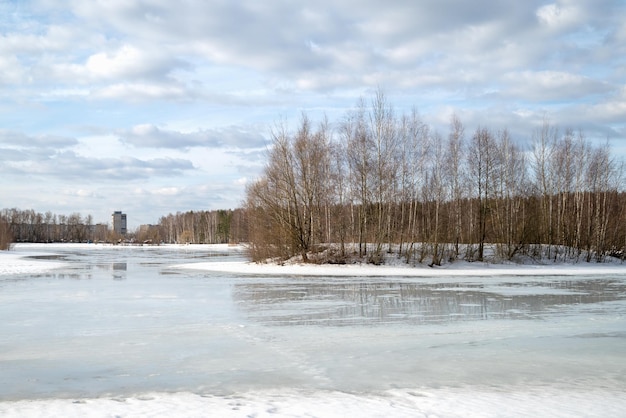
<box><xmin>0</xmin><ymin>208</ymin><xmax>248</xmax><ymax>246</ymax></box>
<box><xmin>150</xmin><ymin>209</ymin><xmax>247</xmax><ymax>244</ymax></box>
<box><xmin>245</xmin><ymin>90</ymin><xmax>625</xmax><ymax>264</ymax></box>
<box><xmin>1</xmin><ymin>208</ymin><xmax>104</xmax><ymax>243</ymax></box>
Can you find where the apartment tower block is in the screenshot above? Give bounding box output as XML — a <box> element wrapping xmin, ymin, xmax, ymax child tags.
<box><xmin>112</xmin><ymin>211</ymin><xmax>127</xmax><ymax>235</ymax></box>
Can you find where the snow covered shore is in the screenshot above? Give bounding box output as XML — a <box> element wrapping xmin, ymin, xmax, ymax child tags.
<box><xmin>174</xmin><ymin>257</ymin><xmax>626</xmax><ymax>278</ymax></box>
<box><xmin>1</xmin><ymin>386</ymin><xmax>625</xmax><ymax>418</ymax></box>
<box><xmin>0</xmin><ymin>250</ymin><xmax>67</xmax><ymax>276</ymax></box>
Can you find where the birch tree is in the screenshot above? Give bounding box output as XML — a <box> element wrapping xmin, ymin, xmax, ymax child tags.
<box><xmin>245</xmin><ymin>115</ymin><xmax>332</xmax><ymax>262</ymax></box>
<box><xmin>468</xmin><ymin>127</ymin><xmax>496</xmax><ymax>261</ymax></box>
<box><xmin>445</xmin><ymin>114</ymin><xmax>466</xmax><ymax>258</ymax></box>
<box><xmin>344</xmin><ymin>99</ymin><xmax>372</xmax><ymax>257</ymax></box>
<box><xmin>368</xmin><ymin>89</ymin><xmax>398</xmax><ymax>258</ymax></box>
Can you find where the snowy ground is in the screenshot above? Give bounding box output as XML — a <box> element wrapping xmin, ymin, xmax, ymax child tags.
<box><xmin>0</xmin><ymin>249</ymin><xmax>68</xmax><ymax>276</ymax></box>
<box><xmin>2</xmin><ymin>387</ymin><xmax>625</xmax><ymax>418</ymax></box>
<box><xmin>175</xmin><ymin>256</ymin><xmax>626</xmax><ymax>278</ymax></box>
<box><xmin>1</xmin><ymin>243</ymin><xmax>625</xmax><ymax>417</ymax></box>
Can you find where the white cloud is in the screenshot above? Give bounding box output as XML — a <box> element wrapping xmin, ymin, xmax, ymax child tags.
<box><xmin>63</xmin><ymin>188</ymin><xmax>99</xmax><ymax>198</ymax></box>
<box><xmin>0</xmin><ymin>130</ymin><xmax>78</xmax><ymax>149</ymax></box>
<box><xmin>85</xmin><ymin>45</ymin><xmax>152</xmax><ymax>79</ymax></box>
<box><xmin>3</xmin><ymin>148</ymin><xmax>195</xmax><ymax>182</ymax></box>
<box><xmin>118</xmin><ymin>125</ymin><xmax>267</xmax><ymax>149</ymax></box>
<box><xmin>42</xmin><ymin>44</ymin><xmax>188</xmax><ymax>91</ymax></box>
<box><xmin>0</xmin><ymin>55</ymin><xmax>25</xmax><ymax>84</ymax></box>
<box><xmin>0</xmin><ymin>25</ymin><xmax>76</xmax><ymax>55</ymax></box>
<box><xmin>153</xmin><ymin>187</ymin><xmax>181</xmax><ymax>196</ymax></box>
<box><xmin>502</xmin><ymin>71</ymin><xmax>612</xmax><ymax>101</ymax></box>
<box><xmin>92</xmin><ymin>82</ymin><xmax>189</xmax><ymax>101</ymax></box>
<box><xmin>584</xmin><ymin>87</ymin><xmax>626</xmax><ymax>123</ymax></box>
<box><xmin>537</xmin><ymin>3</ymin><xmax>568</xmax><ymax>27</ymax></box>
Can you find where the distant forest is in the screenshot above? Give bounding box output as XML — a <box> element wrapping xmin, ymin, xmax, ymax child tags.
<box><xmin>0</xmin><ymin>208</ymin><xmax>248</xmax><ymax>247</ymax></box>
<box><xmin>2</xmin><ymin>90</ymin><xmax>625</xmax><ymax>264</ymax></box>
<box><xmin>245</xmin><ymin>90</ymin><xmax>626</xmax><ymax>264</ymax></box>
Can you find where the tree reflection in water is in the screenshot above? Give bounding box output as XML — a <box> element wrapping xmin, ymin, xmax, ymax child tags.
<box><xmin>233</xmin><ymin>279</ymin><xmax>626</xmax><ymax>326</ymax></box>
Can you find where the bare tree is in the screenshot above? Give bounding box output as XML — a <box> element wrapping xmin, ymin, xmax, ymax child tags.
<box><xmin>424</xmin><ymin>131</ymin><xmax>447</xmax><ymax>265</ymax></box>
<box><xmin>344</xmin><ymin>98</ymin><xmax>372</xmax><ymax>257</ymax></box>
<box><xmin>492</xmin><ymin>129</ymin><xmax>528</xmax><ymax>259</ymax></box>
<box><xmin>531</xmin><ymin>120</ymin><xmax>559</xmax><ymax>258</ymax></box>
<box><xmin>468</xmin><ymin>127</ymin><xmax>496</xmax><ymax>261</ymax></box>
<box><xmin>445</xmin><ymin>114</ymin><xmax>466</xmax><ymax>258</ymax></box>
<box><xmin>330</xmin><ymin>139</ymin><xmax>350</xmax><ymax>258</ymax></box>
<box><xmin>368</xmin><ymin>89</ymin><xmax>398</xmax><ymax>259</ymax></box>
<box><xmin>585</xmin><ymin>141</ymin><xmax>621</xmax><ymax>261</ymax></box>
<box><xmin>571</xmin><ymin>130</ymin><xmax>590</xmax><ymax>258</ymax></box>
<box><xmin>245</xmin><ymin>114</ymin><xmax>332</xmax><ymax>262</ymax></box>
<box><xmin>401</xmin><ymin>109</ymin><xmax>430</xmax><ymax>263</ymax></box>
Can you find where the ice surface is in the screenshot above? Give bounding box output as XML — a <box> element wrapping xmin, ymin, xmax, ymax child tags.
<box><xmin>1</xmin><ymin>243</ymin><xmax>625</xmax><ymax>417</ymax></box>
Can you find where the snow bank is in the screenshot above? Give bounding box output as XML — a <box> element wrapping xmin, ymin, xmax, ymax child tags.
<box><xmin>173</xmin><ymin>258</ymin><xmax>626</xmax><ymax>278</ymax></box>
<box><xmin>0</xmin><ymin>251</ymin><xmax>67</xmax><ymax>276</ymax></box>
<box><xmin>1</xmin><ymin>387</ymin><xmax>624</xmax><ymax>417</ymax></box>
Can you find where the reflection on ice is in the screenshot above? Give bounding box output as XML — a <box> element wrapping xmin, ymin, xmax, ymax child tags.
<box><xmin>234</xmin><ymin>279</ymin><xmax>626</xmax><ymax>326</ymax></box>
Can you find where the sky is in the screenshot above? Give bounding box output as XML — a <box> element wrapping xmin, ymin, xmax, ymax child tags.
<box><xmin>1</xmin><ymin>0</ymin><xmax>625</xmax><ymax>228</ymax></box>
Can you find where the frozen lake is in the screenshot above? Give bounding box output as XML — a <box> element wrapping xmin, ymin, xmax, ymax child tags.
<box><xmin>1</xmin><ymin>244</ymin><xmax>626</xmax><ymax>416</ymax></box>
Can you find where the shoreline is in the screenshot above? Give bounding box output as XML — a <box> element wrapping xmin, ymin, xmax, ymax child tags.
<box><xmin>1</xmin><ymin>386</ymin><xmax>625</xmax><ymax>417</ymax></box>
<box><xmin>3</xmin><ymin>242</ymin><xmax>626</xmax><ymax>278</ymax></box>
<box><xmin>173</xmin><ymin>259</ymin><xmax>626</xmax><ymax>278</ymax></box>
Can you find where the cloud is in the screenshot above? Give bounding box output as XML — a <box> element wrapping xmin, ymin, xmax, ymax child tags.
<box><xmin>536</xmin><ymin>2</ymin><xmax>581</xmax><ymax>30</ymax></box>
<box><xmin>5</xmin><ymin>150</ymin><xmax>194</xmax><ymax>181</ymax></box>
<box><xmin>0</xmin><ymin>130</ymin><xmax>78</xmax><ymax>149</ymax></box>
<box><xmin>152</xmin><ymin>187</ymin><xmax>181</xmax><ymax>196</ymax></box>
<box><xmin>62</xmin><ymin>188</ymin><xmax>100</xmax><ymax>199</ymax></box>
<box><xmin>85</xmin><ymin>45</ymin><xmax>166</xmax><ymax>80</ymax></box>
<box><xmin>0</xmin><ymin>25</ymin><xmax>78</xmax><ymax>55</ymax></box>
<box><xmin>583</xmin><ymin>87</ymin><xmax>626</xmax><ymax>124</ymax></box>
<box><xmin>118</xmin><ymin>125</ymin><xmax>267</xmax><ymax>149</ymax></box>
<box><xmin>117</xmin><ymin>182</ymin><xmax>246</xmax><ymax>221</ymax></box>
<box><xmin>502</xmin><ymin>71</ymin><xmax>612</xmax><ymax>101</ymax></box>
<box><xmin>0</xmin><ymin>148</ymin><xmax>29</xmax><ymax>162</ymax></box>
<box><xmin>72</xmin><ymin>44</ymin><xmax>188</xmax><ymax>83</ymax></box>
<box><xmin>91</xmin><ymin>82</ymin><xmax>191</xmax><ymax>101</ymax></box>
<box><xmin>4</xmin><ymin>0</ymin><xmax>618</xmax><ymax>102</ymax></box>
<box><xmin>0</xmin><ymin>55</ymin><xmax>25</xmax><ymax>85</ymax></box>
<box><xmin>29</xmin><ymin>1</ymin><xmax>525</xmax><ymax>86</ymax></box>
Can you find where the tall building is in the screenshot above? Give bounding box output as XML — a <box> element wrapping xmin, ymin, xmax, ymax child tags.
<box><xmin>111</xmin><ymin>211</ymin><xmax>127</xmax><ymax>235</ymax></box>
